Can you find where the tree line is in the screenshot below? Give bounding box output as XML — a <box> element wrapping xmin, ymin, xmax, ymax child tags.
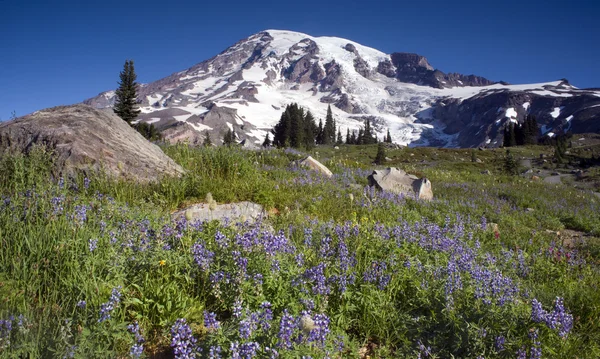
<box><xmin>270</xmin><ymin>103</ymin><xmax>392</xmax><ymax>149</ymax></box>
<box><xmin>502</xmin><ymin>115</ymin><xmax>539</xmax><ymax>147</ymax></box>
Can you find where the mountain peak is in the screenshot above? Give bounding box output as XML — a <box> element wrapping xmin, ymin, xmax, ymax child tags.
<box><xmin>84</xmin><ymin>30</ymin><xmax>600</xmax><ymax>148</ymax></box>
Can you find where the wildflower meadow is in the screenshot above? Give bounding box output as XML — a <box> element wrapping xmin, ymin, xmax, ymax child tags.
<box><xmin>0</xmin><ymin>144</ymin><xmax>599</xmax><ymax>358</ymax></box>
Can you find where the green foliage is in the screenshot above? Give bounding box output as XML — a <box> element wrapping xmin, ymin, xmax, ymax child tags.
<box><xmin>273</xmin><ymin>103</ymin><xmax>317</xmax><ymax>149</ymax></box>
<box><xmin>262</xmin><ymin>133</ymin><xmax>271</xmax><ymax>148</ymax></box>
<box><xmin>503</xmin><ymin>149</ymin><xmax>519</xmax><ymax>175</ymax></box>
<box><xmin>223</xmin><ymin>128</ymin><xmax>236</xmax><ymax>146</ymax></box>
<box><xmin>113</xmin><ymin>60</ymin><xmax>141</xmax><ymax>124</ymax></box>
<box><xmin>134</xmin><ymin>122</ymin><xmax>161</xmax><ymax>141</ymax></box>
<box><xmin>203</xmin><ymin>131</ymin><xmax>212</xmax><ymax>147</ymax></box>
<box><xmin>374</xmin><ymin>142</ymin><xmax>386</xmax><ymax>165</ymax></box>
<box><xmin>1</xmin><ymin>144</ymin><xmax>599</xmax><ymax>357</ymax></box>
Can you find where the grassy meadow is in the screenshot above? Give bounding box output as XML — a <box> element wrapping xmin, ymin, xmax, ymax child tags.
<box><xmin>0</xmin><ymin>143</ymin><xmax>599</xmax><ymax>358</ymax></box>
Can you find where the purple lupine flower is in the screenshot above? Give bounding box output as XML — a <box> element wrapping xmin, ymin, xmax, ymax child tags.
<box><xmin>277</xmin><ymin>310</ymin><xmax>296</xmax><ymax>349</ymax></box>
<box><xmin>239</xmin><ymin>318</ymin><xmax>255</xmax><ymax>339</ymax></box>
<box><xmin>209</xmin><ymin>346</ymin><xmax>222</xmax><ymax>359</ymax></box>
<box><xmin>529</xmin><ymin>328</ymin><xmax>542</xmax><ymax>359</ymax></box>
<box><xmin>215</xmin><ymin>231</ymin><xmax>228</xmax><ymax>249</ymax></box>
<box><xmin>204</xmin><ymin>311</ymin><xmax>219</xmax><ymax>330</ymax></box>
<box><xmin>239</xmin><ymin>341</ymin><xmax>260</xmax><ymax>359</ymax></box>
<box><xmin>98</xmin><ymin>286</ymin><xmax>122</xmax><ymax>323</ymax></box>
<box><xmin>258</xmin><ymin>301</ymin><xmax>273</xmax><ymax>331</ymax></box>
<box><xmin>76</xmin><ymin>300</ymin><xmax>86</xmax><ymax>308</ymax></box>
<box><xmin>233</xmin><ymin>300</ymin><xmax>243</xmax><ymax>319</ymax></box>
<box><xmin>0</xmin><ymin>317</ymin><xmax>13</xmax><ymax>348</ymax></box>
<box><xmin>303</xmin><ymin>263</ymin><xmax>330</xmax><ymax>295</ymax></box>
<box><xmin>73</xmin><ymin>205</ymin><xmax>89</xmax><ymax>224</ymax></box>
<box><xmin>307</xmin><ymin>313</ymin><xmax>330</xmax><ymax>348</ymax></box>
<box><xmin>88</xmin><ymin>239</ymin><xmax>98</xmax><ymax>252</ymax></box>
<box><xmin>494</xmin><ymin>336</ymin><xmax>505</xmax><ymax>352</ymax></box>
<box><xmin>83</xmin><ymin>177</ymin><xmax>91</xmax><ymax>190</ymax></box>
<box><xmin>171</xmin><ymin>318</ymin><xmax>197</xmax><ymax>359</ymax></box>
<box><xmin>547</xmin><ymin>297</ymin><xmax>573</xmax><ymax>338</ymax></box>
<box><xmin>127</xmin><ymin>321</ymin><xmax>145</xmax><ymax>358</ymax></box>
<box><xmin>191</xmin><ymin>241</ymin><xmax>214</xmax><ymax>271</ymax></box>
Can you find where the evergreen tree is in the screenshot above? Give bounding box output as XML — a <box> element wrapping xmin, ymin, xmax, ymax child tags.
<box><xmin>350</xmin><ymin>130</ymin><xmax>357</xmax><ymax>145</ymax></box>
<box><xmin>203</xmin><ymin>132</ymin><xmax>212</xmax><ymax>147</ymax></box>
<box><xmin>346</xmin><ymin>128</ymin><xmax>351</xmax><ymax>145</ymax></box>
<box><xmin>357</xmin><ymin>128</ymin><xmax>364</xmax><ymax>145</ymax></box>
<box><xmin>223</xmin><ymin>128</ymin><xmax>235</xmax><ymax>146</ymax></box>
<box><xmin>385</xmin><ymin>129</ymin><xmax>392</xmax><ymax>143</ymax></box>
<box><xmin>262</xmin><ymin>133</ymin><xmax>271</xmax><ymax>147</ymax></box>
<box><xmin>273</xmin><ymin>110</ymin><xmax>292</xmax><ymax>147</ymax></box>
<box><xmin>504</xmin><ymin>149</ymin><xmax>518</xmax><ymax>175</ymax></box>
<box><xmin>374</xmin><ymin>142</ymin><xmax>387</xmax><ymax>165</ymax></box>
<box><xmin>361</xmin><ymin>119</ymin><xmax>377</xmax><ymax>144</ymax></box>
<box><xmin>134</xmin><ymin>122</ymin><xmax>161</xmax><ymax>141</ymax></box>
<box><xmin>523</xmin><ymin>115</ymin><xmax>538</xmax><ymax>145</ymax></box>
<box><xmin>515</xmin><ymin>124</ymin><xmax>525</xmax><ymax>146</ymax></box>
<box><xmin>323</xmin><ymin>105</ymin><xmax>336</xmax><ymax>145</ymax></box>
<box><xmin>336</xmin><ymin>129</ymin><xmax>343</xmax><ymax>145</ymax></box>
<box><xmin>114</xmin><ymin>60</ymin><xmax>141</xmax><ymax>124</ymax></box>
<box><xmin>288</xmin><ymin>103</ymin><xmax>305</xmax><ymax>148</ymax></box>
<box><xmin>303</xmin><ymin>110</ymin><xmax>317</xmax><ymax>150</ymax></box>
<box><xmin>503</xmin><ymin>123</ymin><xmax>517</xmax><ymax>147</ymax></box>
<box><xmin>316</xmin><ymin>119</ymin><xmax>324</xmax><ymax>145</ymax></box>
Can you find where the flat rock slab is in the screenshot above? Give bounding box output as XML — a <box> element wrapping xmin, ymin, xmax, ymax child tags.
<box><xmin>0</xmin><ymin>104</ymin><xmax>184</xmax><ymax>182</ymax></box>
<box><xmin>172</xmin><ymin>201</ymin><xmax>265</xmax><ymax>224</ymax></box>
<box><xmin>368</xmin><ymin>167</ymin><xmax>433</xmax><ymax>200</ymax></box>
<box><xmin>544</xmin><ymin>175</ymin><xmax>562</xmax><ymax>184</ymax></box>
<box><xmin>295</xmin><ymin>156</ymin><xmax>333</xmax><ymax>177</ymax></box>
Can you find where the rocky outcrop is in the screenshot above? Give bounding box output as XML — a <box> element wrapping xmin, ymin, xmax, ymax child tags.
<box><xmin>384</xmin><ymin>52</ymin><xmax>496</xmax><ymax>89</ymax></box>
<box><xmin>0</xmin><ymin>104</ymin><xmax>184</xmax><ymax>182</ymax></box>
<box><xmin>368</xmin><ymin>167</ymin><xmax>433</xmax><ymax>200</ymax></box>
<box><xmin>430</xmin><ymin>81</ymin><xmax>600</xmax><ymax>147</ymax></box>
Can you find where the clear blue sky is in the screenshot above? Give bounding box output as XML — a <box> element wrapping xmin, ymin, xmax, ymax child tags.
<box><xmin>1</xmin><ymin>0</ymin><xmax>599</xmax><ymax>120</ymax></box>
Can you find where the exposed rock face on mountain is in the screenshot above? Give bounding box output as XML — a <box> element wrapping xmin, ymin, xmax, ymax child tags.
<box><xmin>0</xmin><ymin>104</ymin><xmax>184</xmax><ymax>182</ymax></box>
<box><xmin>84</xmin><ymin>30</ymin><xmax>600</xmax><ymax>148</ymax></box>
<box><xmin>380</xmin><ymin>52</ymin><xmax>496</xmax><ymax>89</ymax></box>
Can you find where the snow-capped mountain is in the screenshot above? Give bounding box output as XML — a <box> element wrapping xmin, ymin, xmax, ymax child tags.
<box><xmin>84</xmin><ymin>30</ymin><xmax>600</xmax><ymax>147</ymax></box>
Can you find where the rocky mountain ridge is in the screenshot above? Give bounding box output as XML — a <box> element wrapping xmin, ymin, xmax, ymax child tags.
<box><xmin>84</xmin><ymin>30</ymin><xmax>600</xmax><ymax>148</ymax></box>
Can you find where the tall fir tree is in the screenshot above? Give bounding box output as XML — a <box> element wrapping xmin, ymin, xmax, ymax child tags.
<box><xmin>316</xmin><ymin>119</ymin><xmax>324</xmax><ymax>145</ymax></box>
<box><xmin>350</xmin><ymin>130</ymin><xmax>357</xmax><ymax>145</ymax></box>
<box><xmin>374</xmin><ymin>142</ymin><xmax>387</xmax><ymax>165</ymax></box>
<box><xmin>303</xmin><ymin>110</ymin><xmax>317</xmax><ymax>149</ymax></box>
<box><xmin>223</xmin><ymin>128</ymin><xmax>236</xmax><ymax>146</ymax></box>
<box><xmin>323</xmin><ymin>105</ymin><xmax>336</xmax><ymax>145</ymax></box>
<box><xmin>262</xmin><ymin>133</ymin><xmax>271</xmax><ymax>147</ymax></box>
<box><xmin>357</xmin><ymin>128</ymin><xmax>364</xmax><ymax>145</ymax></box>
<box><xmin>385</xmin><ymin>129</ymin><xmax>392</xmax><ymax>143</ymax></box>
<box><xmin>346</xmin><ymin>128</ymin><xmax>351</xmax><ymax>145</ymax></box>
<box><xmin>336</xmin><ymin>129</ymin><xmax>343</xmax><ymax>145</ymax></box>
<box><xmin>114</xmin><ymin>60</ymin><xmax>141</xmax><ymax>124</ymax></box>
<box><xmin>273</xmin><ymin>110</ymin><xmax>292</xmax><ymax>147</ymax></box>
<box><xmin>203</xmin><ymin>132</ymin><xmax>212</xmax><ymax>147</ymax></box>
<box><xmin>503</xmin><ymin>123</ymin><xmax>517</xmax><ymax>147</ymax></box>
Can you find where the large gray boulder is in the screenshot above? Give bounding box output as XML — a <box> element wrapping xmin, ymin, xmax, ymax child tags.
<box><xmin>0</xmin><ymin>104</ymin><xmax>184</xmax><ymax>182</ymax></box>
<box><xmin>368</xmin><ymin>167</ymin><xmax>433</xmax><ymax>200</ymax></box>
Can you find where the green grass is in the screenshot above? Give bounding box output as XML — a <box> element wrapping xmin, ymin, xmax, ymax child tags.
<box><xmin>0</xmin><ymin>144</ymin><xmax>599</xmax><ymax>358</ymax></box>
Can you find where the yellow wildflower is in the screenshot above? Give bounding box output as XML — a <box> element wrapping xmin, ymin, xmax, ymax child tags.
<box><xmin>159</xmin><ymin>260</ymin><xmax>166</xmax><ymax>266</ymax></box>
